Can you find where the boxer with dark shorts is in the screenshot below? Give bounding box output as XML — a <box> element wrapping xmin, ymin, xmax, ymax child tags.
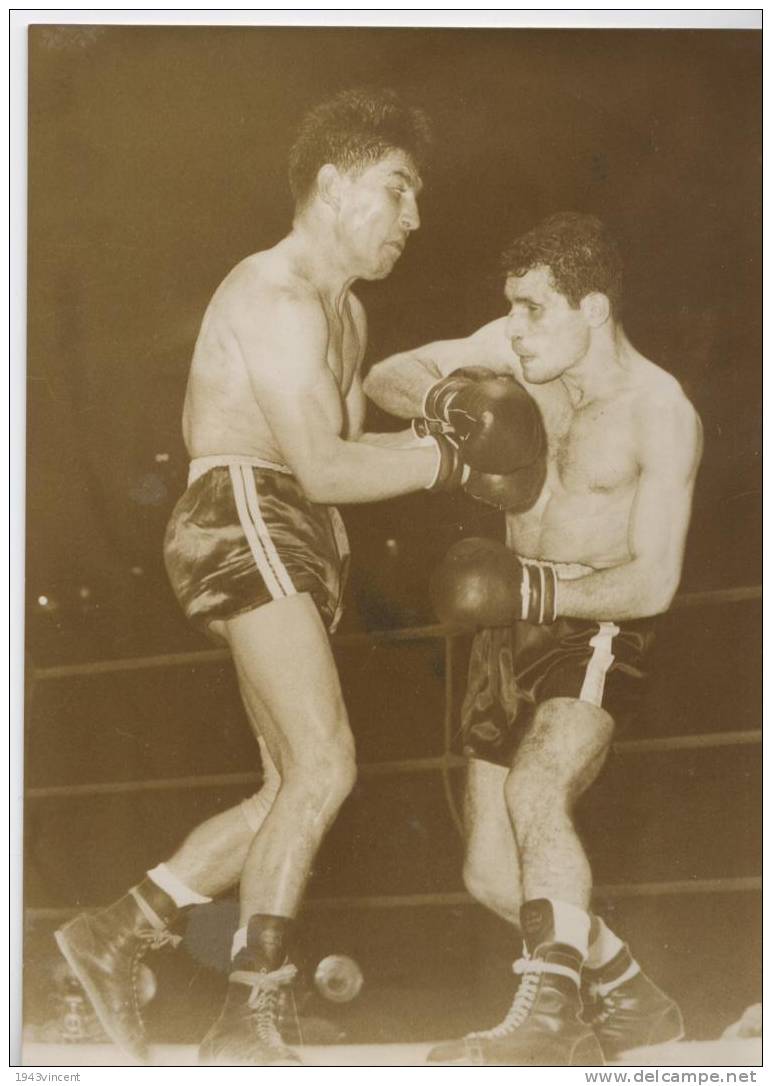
<box><xmin>365</xmin><ymin>213</ymin><xmax>703</xmax><ymax>1065</ymax></box>
<box><xmin>461</xmin><ymin>612</ymin><xmax>656</xmax><ymax>767</ymax></box>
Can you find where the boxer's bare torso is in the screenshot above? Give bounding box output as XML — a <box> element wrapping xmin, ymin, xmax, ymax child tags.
<box><xmin>363</xmin><ymin>294</ymin><xmax>701</xmax><ymax>618</ymax></box>
<box><xmin>182</xmin><ymin>243</ymin><xmax>365</xmax><ymax>463</ymax></box>
<box><xmin>503</xmin><ymin>342</ymin><xmax>689</xmax><ymax>573</ymax></box>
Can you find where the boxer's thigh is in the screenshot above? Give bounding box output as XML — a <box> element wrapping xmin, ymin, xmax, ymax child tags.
<box><xmin>213</xmin><ymin>593</ymin><xmax>355</xmax><ymax>775</ymax></box>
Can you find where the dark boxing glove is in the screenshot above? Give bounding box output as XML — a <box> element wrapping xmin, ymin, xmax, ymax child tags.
<box><xmin>464</xmin><ymin>454</ymin><xmax>547</xmax><ymax>513</ymax></box>
<box><xmin>430</xmin><ymin>537</ymin><xmax>559</xmax><ymax>629</ymax></box>
<box><xmin>422</xmin><ymin>366</ymin><xmax>546</xmax><ymax>475</ymax></box>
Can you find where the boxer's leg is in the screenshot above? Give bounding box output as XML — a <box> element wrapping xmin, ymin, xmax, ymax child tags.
<box><xmin>505</xmin><ymin>696</ymin><xmax>613</xmax><ymax>907</ymax></box>
<box><xmin>53</xmin><ymin>678</ymin><xmax>283</xmax><ymax>1064</ymax></box>
<box><xmin>429</xmin><ymin>698</ymin><xmax>612</xmax><ymax>1065</ymax></box>
<box><xmin>165</xmin><ymin>732</ymin><xmax>281</xmax><ymax>896</ymax></box>
<box><xmin>462</xmin><ymin>758</ymin><xmax>523</xmax><ymax>924</ymax></box>
<box><xmin>200</xmin><ymin>592</ymin><xmax>356</xmax><ymax>1065</ymax></box>
<box><xmin>216</xmin><ymin>593</ymin><xmax>356</xmax><ymax>923</ymax></box>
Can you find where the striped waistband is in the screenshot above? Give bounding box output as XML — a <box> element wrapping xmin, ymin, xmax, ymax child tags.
<box><xmin>188</xmin><ymin>455</ymin><xmax>292</xmax><ymax>486</ymax></box>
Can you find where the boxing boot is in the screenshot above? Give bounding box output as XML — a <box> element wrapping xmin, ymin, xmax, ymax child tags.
<box><xmin>199</xmin><ymin>914</ymin><xmax>301</xmax><ymax>1066</ymax></box>
<box><xmin>582</xmin><ymin>945</ymin><xmax>684</xmax><ymax>1060</ymax></box>
<box><xmin>55</xmin><ymin>877</ymin><xmax>181</xmax><ymax>1064</ymax></box>
<box><xmin>427</xmin><ymin>899</ymin><xmax>604</xmax><ymax>1066</ymax></box>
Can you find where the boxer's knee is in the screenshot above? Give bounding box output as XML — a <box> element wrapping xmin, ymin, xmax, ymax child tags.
<box><xmin>505</xmin><ymin>697</ymin><xmax>612</xmax><ymax>820</ymax></box>
<box><xmin>283</xmin><ymin>739</ymin><xmax>357</xmax><ymax>821</ymax></box>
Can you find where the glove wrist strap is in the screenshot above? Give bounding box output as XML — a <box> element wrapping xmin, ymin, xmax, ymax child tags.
<box><xmin>520</xmin><ymin>560</ymin><xmax>559</xmax><ymax>624</ymax></box>
<box><xmin>412</xmin><ymin>417</ymin><xmax>449</xmax><ymax>439</ymax></box>
<box><xmin>423</xmin><ymin>376</ymin><xmax>462</xmax><ymax>422</ymax></box>
<box><xmin>422</xmin><ymin>434</ymin><xmax>469</xmax><ymax>491</ymax></box>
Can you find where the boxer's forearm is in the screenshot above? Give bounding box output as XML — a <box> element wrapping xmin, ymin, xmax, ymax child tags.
<box><xmin>297</xmin><ymin>439</ymin><xmax>439</xmax><ymax>504</ymax></box>
<box><xmin>357</xmin><ymin>428</ymin><xmax>420</xmax><ymax>449</ymax></box>
<box><xmin>363</xmin><ymin>352</ymin><xmax>442</xmax><ymax>418</ymax></box>
<box><xmin>557</xmin><ymin>560</ymin><xmax>680</xmax><ymax>621</ymax></box>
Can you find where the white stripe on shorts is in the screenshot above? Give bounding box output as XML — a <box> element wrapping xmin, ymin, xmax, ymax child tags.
<box><xmin>230</xmin><ymin>464</ymin><xmax>297</xmax><ymax>601</ymax></box>
<box><xmin>578</xmin><ymin>621</ymin><xmax>620</xmax><ymax>706</ymax></box>
<box><xmin>188</xmin><ymin>454</ymin><xmax>291</xmax><ymax>487</ymax></box>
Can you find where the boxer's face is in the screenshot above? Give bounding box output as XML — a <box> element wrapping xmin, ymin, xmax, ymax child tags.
<box><xmin>335</xmin><ymin>149</ymin><xmax>422</xmax><ymax>280</ymax></box>
<box><xmin>504</xmin><ymin>266</ymin><xmax>591</xmax><ymax>384</ymax></box>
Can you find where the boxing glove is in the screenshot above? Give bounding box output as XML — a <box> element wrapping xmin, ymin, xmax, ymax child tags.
<box><xmin>464</xmin><ymin>454</ymin><xmax>546</xmax><ymax>513</ymax></box>
<box><xmin>430</xmin><ymin>537</ymin><xmax>559</xmax><ymax>629</ymax></box>
<box><xmin>421</xmin><ymin>366</ymin><xmax>546</xmax><ymax>474</ymax></box>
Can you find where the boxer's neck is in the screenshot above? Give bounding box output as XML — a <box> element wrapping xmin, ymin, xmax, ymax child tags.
<box><xmin>559</xmin><ymin>323</ymin><xmax>632</xmax><ymax>407</ymax></box>
<box><xmin>282</xmin><ymin>219</ymin><xmax>357</xmax><ymax>312</ymax></box>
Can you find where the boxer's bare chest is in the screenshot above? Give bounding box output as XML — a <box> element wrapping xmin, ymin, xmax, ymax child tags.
<box><xmin>184</xmin><ymin>287</ymin><xmax>361</xmax><ymax>456</ymax></box>
<box><xmin>539</xmin><ymin>385</ymin><xmax>639</xmax><ymax>497</ymax></box>
<box><xmin>509</xmin><ymin>384</ymin><xmax>641</xmax><ymax>564</ymax></box>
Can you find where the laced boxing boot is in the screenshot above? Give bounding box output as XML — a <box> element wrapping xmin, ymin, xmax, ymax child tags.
<box><xmin>427</xmin><ymin>899</ymin><xmax>605</xmax><ymax>1066</ymax></box>
<box><xmin>582</xmin><ymin>944</ymin><xmax>684</xmax><ymax>1060</ymax></box>
<box><xmin>199</xmin><ymin>914</ymin><xmax>301</xmax><ymax>1066</ymax></box>
<box><xmin>54</xmin><ymin>877</ymin><xmax>181</xmax><ymax>1064</ymax></box>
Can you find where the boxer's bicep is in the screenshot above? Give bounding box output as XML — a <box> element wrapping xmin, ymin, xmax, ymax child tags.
<box><xmin>363</xmin><ymin>318</ymin><xmax>517</xmax><ymax>416</ymax></box>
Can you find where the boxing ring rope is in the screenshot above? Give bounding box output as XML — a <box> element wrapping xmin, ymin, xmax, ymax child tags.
<box><xmin>24</xmin><ymin>582</ymin><xmax>761</xmax><ymax>920</ymax></box>
<box><xmin>27</xmin><ymin>583</ymin><xmax>762</xmax><ymax>683</ymax></box>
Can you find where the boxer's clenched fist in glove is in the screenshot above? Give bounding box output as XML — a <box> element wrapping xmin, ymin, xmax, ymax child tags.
<box><xmin>463</xmin><ymin>454</ymin><xmax>546</xmax><ymax>513</ymax></box>
<box><xmin>419</xmin><ymin>432</ymin><xmax>545</xmax><ymax>510</ymax></box>
<box><xmin>419</xmin><ymin>366</ymin><xmax>546</xmax><ymax>475</ymax></box>
<box><xmin>430</xmin><ymin>537</ymin><xmax>559</xmax><ymax>629</ymax></box>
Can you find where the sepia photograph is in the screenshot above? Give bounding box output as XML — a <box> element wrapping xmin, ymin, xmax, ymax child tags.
<box><xmin>16</xmin><ymin>11</ymin><xmax>762</xmax><ymax>1072</ymax></box>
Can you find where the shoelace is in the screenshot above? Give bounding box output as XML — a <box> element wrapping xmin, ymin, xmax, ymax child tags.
<box><xmin>230</xmin><ymin>964</ymin><xmax>298</xmax><ymax>1049</ymax></box>
<box><xmin>467</xmin><ymin>959</ymin><xmax>542</xmax><ymax>1040</ymax></box>
<box><xmin>583</xmin><ymin>963</ymin><xmax>640</xmax><ymax>1025</ymax></box>
<box><xmin>139</xmin><ymin>928</ymin><xmax>182</xmax><ymax>951</ymax></box>
<box><xmin>468</xmin><ymin>958</ymin><xmax>579</xmax><ymax>1040</ymax></box>
<box><xmin>583</xmin><ymin>983</ymin><xmax>611</xmax><ymax>1027</ymax></box>
<box><xmin>126</xmin><ymin>929</ymin><xmax>181</xmax><ymax>1030</ymax></box>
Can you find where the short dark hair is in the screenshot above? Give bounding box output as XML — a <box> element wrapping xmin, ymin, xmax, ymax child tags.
<box><xmin>501</xmin><ymin>213</ymin><xmax>623</xmax><ymax>313</ymax></box>
<box><xmin>288</xmin><ymin>87</ymin><xmax>432</xmax><ymax>209</ymax></box>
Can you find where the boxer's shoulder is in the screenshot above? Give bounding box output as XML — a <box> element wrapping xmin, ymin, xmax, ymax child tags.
<box><xmin>627</xmin><ymin>356</ymin><xmax>702</xmax><ymax>465</ymax></box>
<box><xmin>637</xmin><ymin>361</ymin><xmax>697</xmax><ymax>417</ymax></box>
<box><xmin>212</xmin><ymin>249</ymin><xmax>319</xmax><ymax>317</ymax></box>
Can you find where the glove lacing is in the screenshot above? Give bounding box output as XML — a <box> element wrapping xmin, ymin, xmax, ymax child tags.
<box><xmin>230</xmin><ymin>964</ymin><xmax>298</xmax><ymax>1050</ymax></box>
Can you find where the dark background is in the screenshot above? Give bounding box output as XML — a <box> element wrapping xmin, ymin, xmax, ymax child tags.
<box><xmin>25</xmin><ymin>25</ymin><xmax>761</xmax><ymax>1049</ymax></box>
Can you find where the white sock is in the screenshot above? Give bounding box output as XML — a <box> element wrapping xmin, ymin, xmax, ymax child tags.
<box><xmin>586</xmin><ymin>916</ymin><xmax>626</xmax><ymax>970</ymax></box>
<box><xmin>231</xmin><ymin>925</ymin><xmax>248</xmax><ymax>959</ymax></box>
<box><xmin>548</xmin><ymin>898</ymin><xmax>591</xmax><ymax>958</ymax></box>
<box><xmin>146</xmin><ymin>863</ymin><xmax>212</xmax><ymax>908</ymax></box>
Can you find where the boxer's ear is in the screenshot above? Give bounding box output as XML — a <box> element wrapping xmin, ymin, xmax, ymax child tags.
<box><xmin>580</xmin><ymin>292</ymin><xmax>611</xmax><ymax>327</ymax></box>
<box><xmin>316</xmin><ymin>164</ymin><xmax>343</xmax><ymax>210</ymax></box>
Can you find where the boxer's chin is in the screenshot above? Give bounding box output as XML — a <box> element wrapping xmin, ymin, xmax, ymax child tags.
<box><xmin>365</xmin><ymin>258</ymin><xmax>397</xmax><ymax>282</ymax></box>
<box><xmin>521</xmin><ymin>357</ymin><xmax>563</xmax><ymax>384</ymax></box>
